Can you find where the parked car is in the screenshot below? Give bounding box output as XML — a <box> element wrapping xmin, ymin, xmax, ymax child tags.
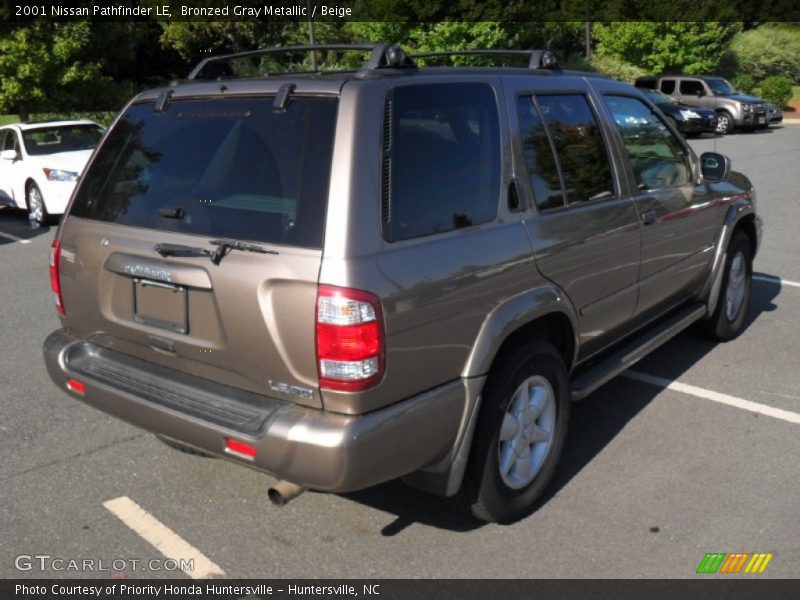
<box><xmin>635</xmin><ymin>75</ymin><xmax>769</xmax><ymax>135</ymax></box>
<box><xmin>766</xmin><ymin>103</ymin><xmax>783</xmax><ymax>125</ymax></box>
<box><xmin>0</xmin><ymin>120</ymin><xmax>105</xmax><ymax>225</ymax></box>
<box><xmin>43</xmin><ymin>45</ymin><xmax>761</xmax><ymax>523</ymax></box>
<box><xmin>638</xmin><ymin>88</ymin><xmax>718</xmax><ymax>137</ymax></box>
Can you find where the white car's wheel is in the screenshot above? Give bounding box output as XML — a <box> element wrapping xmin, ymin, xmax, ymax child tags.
<box><xmin>26</xmin><ymin>182</ymin><xmax>49</xmax><ymax>225</ymax></box>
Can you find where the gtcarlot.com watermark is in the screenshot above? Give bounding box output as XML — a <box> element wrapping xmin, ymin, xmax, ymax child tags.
<box><xmin>15</xmin><ymin>554</ymin><xmax>193</xmax><ymax>573</ymax></box>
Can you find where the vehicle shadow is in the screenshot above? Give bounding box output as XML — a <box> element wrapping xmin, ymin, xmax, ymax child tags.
<box><xmin>343</xmin><ymin>276</ymin><xmax>780</xmax><ymax>535</ymax></box>
<box><xmin>0</xmin><ymin>207</ymin><xmax>54</xmax><ymax>245</ymax></box>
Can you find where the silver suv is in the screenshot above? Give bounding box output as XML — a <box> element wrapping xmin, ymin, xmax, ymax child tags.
<box><xmin>635</xmin><ymin>75</ymin><xmax>769</xmax><ymax>135</ymax></box>
<box><xmin>43</xmin><ymin>45</ymin><xmax>762</xmax><ymax>523</ymax></box>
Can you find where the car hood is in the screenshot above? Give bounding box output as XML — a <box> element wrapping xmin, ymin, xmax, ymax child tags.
<box><xmin>721</xmin><ymin>94</ymin><xmax>765</xmax><ymax>104</ymax></box>
<box><xmin>659</xmin><ymin>102</ymin><xmax>714</xmax><ymax>117</ymax></box>
<box><xmin>25</xmin><ymin>150</ymin><xmax>94</xmax><ymax>174</ymax></box>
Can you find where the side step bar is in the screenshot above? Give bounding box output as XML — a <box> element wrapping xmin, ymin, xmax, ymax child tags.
<box><xmin>570</xmin><ymin>303</ymin><xmax>707</xmax><ymax>401</ymax></box>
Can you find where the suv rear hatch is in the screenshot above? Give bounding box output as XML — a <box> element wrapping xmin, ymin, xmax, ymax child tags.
<box><xmin>56</xmin><ymin>90</ymin><xmax>339</xmax><ymax>408</ymax></box>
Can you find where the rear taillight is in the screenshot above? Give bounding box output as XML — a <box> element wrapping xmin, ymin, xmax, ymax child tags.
<box><xmin>316</xmin><ymin>285</ymin><xmax>385</xmax><ymax>392</ymax></box>
<box><xmin>50</xmin><ymin>239</ymin><xmax>64</xmax><ymax>315</ymax></box>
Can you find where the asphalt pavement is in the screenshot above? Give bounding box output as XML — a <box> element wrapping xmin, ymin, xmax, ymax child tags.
<box><xmin>1</xmin><ymin>124</ymin><xmax>799</xmax><ymax>579</ymax></box>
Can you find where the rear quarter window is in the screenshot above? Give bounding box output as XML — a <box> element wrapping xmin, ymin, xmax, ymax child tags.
<box><xmin>70</xmin><ymin>96</ymin><xmax>337</xmax><ymax>249</ymax></box>
<box><xmin>382</xmin><ymin>83</ymin><xmax>501</xmax><ymax>242</ymax></box>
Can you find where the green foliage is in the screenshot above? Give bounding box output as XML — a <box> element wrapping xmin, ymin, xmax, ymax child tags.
<box><xmin>593</xmin><ymin>22</ymin><xmax>741</xmax><ymax>75</ymax></box>
<box><xmin>731</xmin><ymin>73</ymin><xmax>756</xmax><ymax>95</ymax></box>
<box><xmin>590</xmin><ymin>55</ymin><xmax>646</xmax><ymax>83</ymax></box>
<box><xmin>759</xmin><ymin>75</ymin><xmax>794</xmax><ymax>107</ymax></box>
<box><xmin>729</xmin><ymin>25</ymin><xmax>800</xmax><ymax>82</ymax></box>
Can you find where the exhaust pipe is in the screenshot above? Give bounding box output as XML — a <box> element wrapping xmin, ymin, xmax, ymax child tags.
<box><xmin>268</xmin><ymin>481</ymin><xmax>306</xmax><ymax>507</ymax></box>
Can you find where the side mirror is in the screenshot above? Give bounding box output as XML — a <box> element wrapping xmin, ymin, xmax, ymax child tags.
<box><xmin>696</xmin><ymin>89</ymin><xmax>706</xmax><ymax>97</ymax></box>
<box><xmin>0</xmin><ymin>149</ymin><xmax>18</xmax><ymax>161</ymax></box>
<box><xmin>700</xmin><ymin>152</ymin><xmax>730</xmax><ymax>182</ymax></box>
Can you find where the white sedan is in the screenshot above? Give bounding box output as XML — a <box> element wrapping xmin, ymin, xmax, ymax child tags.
<box><xmin>0</xmin><ymin>120</ymin><xmax>105</xmax><ymax>224</ymax></box>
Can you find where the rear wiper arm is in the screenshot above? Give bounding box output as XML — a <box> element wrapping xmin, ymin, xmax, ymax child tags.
<box><xmin>209</xmin><ymin>239</ymin><xmax>278</xmax><ymax>265</ymax></box>
<box><xmin>154</xmin><ymin>243</ymin><xmax>212</xmax><ymax>259</ymax></box>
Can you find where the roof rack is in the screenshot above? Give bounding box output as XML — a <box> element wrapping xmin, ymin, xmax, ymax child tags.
<box><xmin>187</xmin><ymin>43</ymin><xmax>416</xmax><ymax>80</ymax></box>
<box><xmin>411</xmin><ymin>49</ymin><xmax>560</xmax><ymax>70</ymax></box>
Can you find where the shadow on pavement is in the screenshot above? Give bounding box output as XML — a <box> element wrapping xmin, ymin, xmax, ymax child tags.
<box><xmin>0</xmin><ymin>207</ymin><xmax>55</xmax><ymax>245</ymax></box>
<box><xmin>343</xmin><ymin>276</ymin><xmax>780</xmax><ymax>534</ymax></box>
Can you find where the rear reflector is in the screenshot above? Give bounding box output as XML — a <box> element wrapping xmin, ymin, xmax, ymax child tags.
<box><xmin>66</xmin><ymin>378</ymin><xmax>85</xmax><ymax>395</ymax></box>
<box><xmin>316</xmin><ymin>285</ymin><xmax>385</xmax><ymax>392</ymax></box>
<box><xmin>225</xmin><ymin>439</ymin><xmax>256</xmax><ymax>460</ymax></box>
<box><xmin>50</xmin><ymin>239</ymin><xmax>65</xmax><ymax>315</ymax></box>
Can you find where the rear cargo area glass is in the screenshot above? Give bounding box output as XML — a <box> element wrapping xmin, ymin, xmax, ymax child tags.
<box><xmin>71</xmin><ymin>97</ymin><xmax>337</xmax><ymax>248</ymax></box>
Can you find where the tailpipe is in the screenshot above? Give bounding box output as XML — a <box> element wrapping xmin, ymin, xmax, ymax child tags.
<box><xmin>268</xmin><ymin>481</ymin><xmax>306</xmax><ymax>507</ymax></box>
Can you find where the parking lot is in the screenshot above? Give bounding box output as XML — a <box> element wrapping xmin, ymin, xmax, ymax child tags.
<box><xmin>1</xmin><ymin>124</ymin><xmax>799</xmax><ymax>579</ymax></box>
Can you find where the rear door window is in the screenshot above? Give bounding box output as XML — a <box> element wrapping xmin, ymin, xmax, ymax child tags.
<box><xmin>660</xmin><ymin>79</ymin><xmax>676</xmax><ymax>94</ymax></box>
<box><xmin>516</xmin><ymin>97</ymin><xmax>565</xmax><ymax>210</ymax></box>
<box><xmin>383</xmin><ymin>83</ymin><xmax>501</xmax><ymax>241</ymax></box>
<box><xmin>71</xmin><ymin>97</ymin><xmax>337</xmax><ymax>249</ymax></box>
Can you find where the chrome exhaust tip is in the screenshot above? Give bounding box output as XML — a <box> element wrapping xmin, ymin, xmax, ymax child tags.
<box><xmin>268</xmin><ymin>481</ymin><xmax>306</xmax><ymax>507</ymax></box>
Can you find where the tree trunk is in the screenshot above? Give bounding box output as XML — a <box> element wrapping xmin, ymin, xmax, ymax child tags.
<box><xmin>18</xmin><ymin>105</ymin><xmax>29</xmax><ymax>122</ymax></box>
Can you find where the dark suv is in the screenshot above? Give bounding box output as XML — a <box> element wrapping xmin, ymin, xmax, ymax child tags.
<box><xmin>635</xmin><ymin>75</ymin><xmax>769</xmax><ymax>134</ymax></box>
<box><xmin>43</xmin><ymin>45</ymin><xmax>761</xmax><ymax>523</ymax></box>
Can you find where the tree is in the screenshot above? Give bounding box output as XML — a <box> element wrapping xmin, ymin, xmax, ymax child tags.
<box><xmin>0</xmin><ymin>22</ymin><xmax>179</xmax><ymax>120</ymax></box>
<box><xmin>592</xmin><ymin>22</ymin><xmax>741</xmax><ymax>76</ymax></box>
<box><xmin>729</xmin><ymin>24</ymin><xmax>800</xmax><ymax>82</ymax></box>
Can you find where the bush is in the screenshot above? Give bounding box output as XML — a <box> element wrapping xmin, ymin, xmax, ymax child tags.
<box><xmin>589</xmin><ymin>55</ymin><xmax>646</xmax><ymax>84</ymax></box>
<box><xmin>731</xmin><ymin>73</ymin><xmax>756</xmax><ymax>94</ymax></box>
<box><xmin>759</xmin><ymin>75</ymin><xmax>794</xmax><ymax>107</ymax></box>
<box><xmin>730</xmin><ymin>25</ymin><xmax>800</xmax><ymax>82</ymax></box>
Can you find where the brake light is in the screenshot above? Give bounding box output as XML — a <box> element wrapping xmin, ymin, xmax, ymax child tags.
<box><xmin>316</xmin><ymin>285</ymin><xmax>385</xmax><ymax>392</ymax></box>
<box><xmin>50</xmin><ymin>239</ymin><xmax>64</xmax><ymax>315</ymax></box>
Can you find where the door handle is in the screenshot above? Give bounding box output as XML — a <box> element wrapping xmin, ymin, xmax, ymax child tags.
<box><xmin>641</xmin><ymin>210</ymin><xmax>657</xmax><ymax>226</ymax></box>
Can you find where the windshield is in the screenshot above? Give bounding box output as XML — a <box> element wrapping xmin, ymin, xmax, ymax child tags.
<box><xmin>706</xmin><ymin>78</ymin><xmax>737</xmax><ymax>96</ymax></box>
<box><xmin>70</xmin><ymin>96</ymin><xmax>337</xmax><ymax>249</ymax></box>
<box><xmin>644</xmin><ymin>89</ymin><xmax>676</xmax><ymax>104</ymax></box>
<box><xmin>22</xmin><ymin>125</ymin><xmax>104</xmax><ymax>156</ymax></box>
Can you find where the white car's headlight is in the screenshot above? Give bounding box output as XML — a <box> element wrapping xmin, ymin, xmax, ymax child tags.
<box><xmin>43</xmin><ymin>168</ymin><xmax>78</xmax><ymax>182</ymax></box>
<box><xmin>680</xmin><ymin>110</ymin><xmax>701</xmax><ymax>119</ymax></box>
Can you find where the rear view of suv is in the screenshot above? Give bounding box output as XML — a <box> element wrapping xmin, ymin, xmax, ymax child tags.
<box><xmin>635</xmin><ymin>75</ymin><xmax>769</xmax><ymax>134</ymax></box>
<box><xmin>44</xmin><ymin>45</ymin><xmax>761</xmax><ymax>523</ymax></box>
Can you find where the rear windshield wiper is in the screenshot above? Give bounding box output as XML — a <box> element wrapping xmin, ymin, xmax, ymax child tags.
<box><xmin>209</xmin><ymin>239</ymin><xmax>278</xmax><ymax>265</ymax></box>
<box><xmin>153</xmin><ymin>241</ymin><xmax>277</xmax><ymax>265</ymax></box>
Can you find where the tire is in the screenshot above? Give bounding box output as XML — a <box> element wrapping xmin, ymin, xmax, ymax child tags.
<box><xmin>455</xmin><ymin>340</ymin><xmax>570</xmax><ymax>523</ymax></box>
<box><xmin>156</xmin><ymin>435</ymin><xmax>216</xmax><ymax>458</ymax></box>
<box><xmin>703</xmin><ymin>231</ymin><xmax>752</xmax><ymax>341</ymax></box>
<box><xmin>715</xmin><ymin>111</ymin><xmax>734</xmax><ymax>135</ymax></box>
<box><xmin>26</xmin><ymin>182</ymin><xmax>49</xmax><ymax>226</ymax></box>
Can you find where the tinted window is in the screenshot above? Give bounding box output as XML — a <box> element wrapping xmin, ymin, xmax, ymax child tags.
<box><xmin>517</xmin><ymin>97</ymin><xmax>564</xmax><ymax>210</ymax></box>
<box><xmin>385</xmin><ymin>83</ymin><xmax>500</xmax><ymax>241</ymax></box>
<box><xmin>2</xmin><ymin>130</ymin><xmax>18</xmax><ymax>152</ymax></box>
<box><xmin>660</xmin><ymin>79</ymin><xmax>676</xmax><ymax>94</ymax></box>
<box><xmin>706</xmin><ymin>78</ymin><xmax>736</xmax><ymax>95</ymax></box>
<box><xmin>604</xmin><ymin>95</ymin><xmax>691</xmax><ymax>190</ymax></box>
<box><xmin>71</xmin><ymin>97</ymin><xmax>337</xmax><ymax>248</ymax></box>
<box><xmin>22</xmin><ymin>125</ymin><xmax>104</xmax><ymax>156</ymax></box>
<box><xmin>680</xmin><ymin>80</ymin><xmax>705</xmax><ymax>96</ymax></box>
<box><xmin>635</xmin><ymin>78</ymin><xmax>657</xmax><ymax>90</ymax></box>
<box><xmin>536</xmin><ymin>94</ymin><xmax>614</xmax><ymax>204</ymax></box>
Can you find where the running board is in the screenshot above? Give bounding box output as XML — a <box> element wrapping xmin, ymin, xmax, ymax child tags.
<box><xmin>570</xmin><ymin>304</ymin><xmax>707</xmax><ymax>401</ymax></box>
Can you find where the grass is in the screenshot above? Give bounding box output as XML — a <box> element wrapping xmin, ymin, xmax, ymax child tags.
<box><xmin>0</xmin><ymin>111</ymin><xmax>117</xmax><ymax>127</ymax></box>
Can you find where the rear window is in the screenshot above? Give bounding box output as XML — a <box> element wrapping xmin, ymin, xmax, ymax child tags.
<box><xmin>22</xmin><ymin>125</ymin><xmax>104</xmax><ymax>156</ymax></box>
<box><xmin>71</xmin><ymin>97</ymin><xmax>337</xmax><ymax>249</ymax></box>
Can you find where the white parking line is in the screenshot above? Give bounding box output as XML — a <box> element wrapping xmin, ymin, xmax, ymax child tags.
<box><xmin>0</xmin><ymin>231</ymin><xmax>32</xmax><ymax>245</ymax></box>
<box><xmin>624</xmin><ymin>371</ymin><xmax>800</xmax><ymax>426</ymax></box>
<box><xmin>753</xmin><ymin>274</ymin><xmax>800</xmax><ymax>289</ymax></box>
<box><xmin>103</xmin><ymin>496</ymin><xmax>226</xmax><ymax>579</ymax></box>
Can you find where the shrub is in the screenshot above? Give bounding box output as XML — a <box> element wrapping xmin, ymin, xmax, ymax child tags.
<box><xmin>731</xmin><ymin>73</ymin><xmax>756</xmax><ymax>95</ymax></box>
<box><xmin>730</xmin><ymin>25</ymin><xmax>800</xmax><ymax>82</ymax></box>
<box><xmin>589</xmin><ymin>55</ymin><xmax>646</xmax><ymax>84</ymax></box>
<box><xmin>759</xmin><ymin>75</ymin><xmax>794</xmax><ymax>107</ymax></box>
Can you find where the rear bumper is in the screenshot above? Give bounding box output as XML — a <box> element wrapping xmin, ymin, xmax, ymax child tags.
<box><xmin>43</xmin><ymin>329</ymin><xmax>464</xmax><ymax>492</ymax></box>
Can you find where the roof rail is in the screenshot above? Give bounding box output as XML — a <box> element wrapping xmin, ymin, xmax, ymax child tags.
<box><xmin>412</xmin><ymin>49</ymin><xmax>560</xmax><ymax>70</ymax></box>
<box><xmin>187</xmin><ymin>43</ymin><xmax>416</xmax><ymax>80</ymax></box>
